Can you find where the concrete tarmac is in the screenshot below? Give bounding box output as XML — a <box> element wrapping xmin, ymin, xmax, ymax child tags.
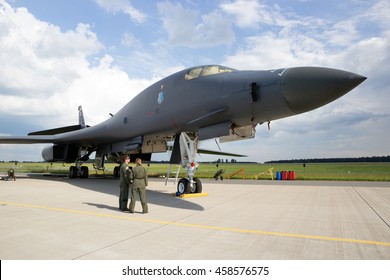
<box><xmin>1</xmin><ymin>174</ymin><xmax>389</xmax><ymax>259</ymax></box>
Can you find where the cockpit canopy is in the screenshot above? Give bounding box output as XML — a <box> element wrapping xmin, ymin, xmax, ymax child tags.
<box><xmin>185</xmin><ymin>65</ymin><xmax>236</xmax><ymax>80</ymax></box>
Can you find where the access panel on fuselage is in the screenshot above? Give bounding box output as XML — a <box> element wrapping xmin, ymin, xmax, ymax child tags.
<box><xmin>220</xmin><ymin>71</ymin><xmax>253</xmax><ymax>126</ymax></box>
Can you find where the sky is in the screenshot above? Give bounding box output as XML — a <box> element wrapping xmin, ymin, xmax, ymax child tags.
<box><xmin>0</xmin><ymin>0</ymin><xmax>389</xmax><ymax>163</ymax></box>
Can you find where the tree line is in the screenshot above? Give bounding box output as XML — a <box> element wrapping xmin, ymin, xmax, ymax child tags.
<box><xmin>265</xmin><ymin>156</ymin><xmax>390</xmax><ymax>164</ymax></box>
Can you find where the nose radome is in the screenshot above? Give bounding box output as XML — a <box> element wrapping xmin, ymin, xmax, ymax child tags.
<box><xmin>281</xmin><ymin>67</ymin><xmax>366</xmax><ymax>114</ymax></box>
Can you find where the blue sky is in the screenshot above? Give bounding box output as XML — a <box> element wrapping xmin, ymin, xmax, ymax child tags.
<box><xmin>0</xmin><ymin>0</ymin><xmax>389</xmax><ymax>162</ymax></box>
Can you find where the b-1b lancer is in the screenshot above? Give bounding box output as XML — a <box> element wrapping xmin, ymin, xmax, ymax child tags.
<box><xmin>0</xmin><ymin>65</ymin><xmax>366</xmax><ymax>194</ymax></box>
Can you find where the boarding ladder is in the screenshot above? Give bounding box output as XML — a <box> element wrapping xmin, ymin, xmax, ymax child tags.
<box><xmin>165</xmin><ymin>164</ymin><xmax>181</xmax><ymax>186</ymax></box>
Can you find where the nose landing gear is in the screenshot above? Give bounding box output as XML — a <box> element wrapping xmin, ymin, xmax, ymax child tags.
<box><xmin>174</xmin><ymin>132</ymin><xmax>203</xmax><ymax>195</ymax></box>
<box><xmin>177</xmin><ymin>177</ymin><xmax>203</xmax><ymax>195</ymax></box>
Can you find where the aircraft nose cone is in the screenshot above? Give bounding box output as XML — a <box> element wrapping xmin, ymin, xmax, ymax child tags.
<box><xmin>282</xmin><ymin>67</ymin><xmax>366</xmax><ymax>114</ymax></box>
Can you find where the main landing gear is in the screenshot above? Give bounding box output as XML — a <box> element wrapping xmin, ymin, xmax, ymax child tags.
<box><xmin>68</xmin><ymin>163</ymin><xmax>89</xmax><ymax>178</ymax></box>
<box><xmin>68</xmin><ymin>147</ymin><xmax>93</xmax><ymax>178</ymax></box>
<box><xmin>175</xmin><ymin>132</ymin><xmax>203</xmax><ymax>195</ymax></box>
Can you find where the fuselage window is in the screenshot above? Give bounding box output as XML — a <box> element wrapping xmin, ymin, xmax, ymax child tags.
<box><xmin>124</xmin><ymin>117</ymin><xmax>128</xmax><ymax>124</ymax></box>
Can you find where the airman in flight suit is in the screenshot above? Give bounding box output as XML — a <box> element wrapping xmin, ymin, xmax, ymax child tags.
<box><xmin>129</xmin><ymin>158</ymin><xmax>148</xmax><ymax>214</ymax></box>
<box><xmin>119</xmin><ymin>155</ymin><xmax>131</xmax><ymax>211</ymax></box>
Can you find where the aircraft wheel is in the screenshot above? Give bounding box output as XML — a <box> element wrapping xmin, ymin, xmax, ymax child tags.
<box><xmin>80</xmin><ymin>166</ymin><xmax>89</xmax><ymax>178</ymax></box>
<box><xmin>194</xmin><ymin>178</ymin><xmax>202</xmax><ymax>193</ymax></box>
<box><xmin>177</xmin><ymin>178</ymin><xmax>189</xmax><ymax>194</ymax></box>
<box><xmin>69</xmin><ymin>166</ymin><xmax>77</xmax><ymax>178</ymax></box>
<box><xmin>113</xmin><ymin>166</ymin><xmax>120</xmax><ymax>177</ymax></box>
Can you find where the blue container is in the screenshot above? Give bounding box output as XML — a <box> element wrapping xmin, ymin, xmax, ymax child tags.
<box><xmin>276</xmin><ymin>172</ymin><xmax>281</xmax><ymax>180</ymax></box>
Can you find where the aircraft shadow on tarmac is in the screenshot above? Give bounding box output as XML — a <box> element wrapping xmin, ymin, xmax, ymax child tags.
<box><xmin>25</xmin><ymin>174</ymin><xmax>204</xmax><ymax>212</ymax></box>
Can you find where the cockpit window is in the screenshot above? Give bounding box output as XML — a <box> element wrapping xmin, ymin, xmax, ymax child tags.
<box><xmin>185</xmin><ymin>65</ymin><xmax>236</xmax><ymax>80</ymax></box>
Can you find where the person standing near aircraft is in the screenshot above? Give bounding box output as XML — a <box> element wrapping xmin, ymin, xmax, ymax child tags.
<box><xmin>129</xmin><ymin>158</ymin><xmax>148</xmax><ymax>214</ymax></box>
<box><xmin>119</xmin><ymin>155</ymin><xmax>131</xmax><ymax>211</ymax></box>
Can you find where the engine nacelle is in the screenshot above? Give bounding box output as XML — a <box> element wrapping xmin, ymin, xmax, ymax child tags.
<box><xmin>42</xmin><ymin>144</ymin><xmax>78</xmax><ymax>163</ymax></box>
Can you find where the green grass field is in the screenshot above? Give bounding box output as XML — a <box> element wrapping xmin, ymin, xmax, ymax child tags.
<box><xmin>1</xmin><ymin>161</ymin><xmax>389</xmax><ymax>181</ymax></box>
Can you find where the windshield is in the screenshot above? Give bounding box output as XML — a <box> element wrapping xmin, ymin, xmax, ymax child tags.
<box><xmin>185</xmin><ymin>65</ymin><xmax>236</xmax><ymax>80</ymax></box>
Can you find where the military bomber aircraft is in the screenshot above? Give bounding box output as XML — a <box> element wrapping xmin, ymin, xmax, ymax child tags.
<box><xmin>0</xmin><ymin>65</ymin><xmax>366</xmax><ymax>194</ymax></box>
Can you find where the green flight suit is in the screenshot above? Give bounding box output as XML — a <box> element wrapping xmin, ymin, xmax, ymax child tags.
<box><xmin>129</xmin><ymin>164</ymin><xmax>148</xmax><ymax>213</ymax></box>
<box><xmin>119</xmin><ymin>163</ymin><xmax>131</xmax><ymax>211</ymax></box>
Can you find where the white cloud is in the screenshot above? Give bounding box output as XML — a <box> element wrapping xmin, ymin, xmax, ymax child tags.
<box><xmin>157</xmin><ymin>1</ymin><xmax>235</xmax><ymax>47</ymax></box>
<box><xmin>61</xmin><ymin>54</ymin><xmax>152</xmax><ymax>125</ymax></box>
<box><xmin>364</xmin><ymin>0</ymin><xmax>390</xmax><ymax>28</ymax></box>
<box><xmin>220</xmin><ymin>0</ymin><xmax>264</xmax><ymax>28</ymax></box>
<box><xmin>220</xmin><ymin>0</ymin><xmax>301</xmax><ymax>29</ymax></box>
<box><xmin>324</xmin><ymin>21</ymin><xmax>360</xmax><ymax>47</ymax></box>
<box><xmin>0</xmin><ymin>2</ymin><xmax>103</xmax><ymax>98</ymax></box>
<box><xmin>223</xmin><ymin>0</ymin><xmax>390</xmax><ymax>74</ymax></box>
<box><xmin>223</xmin><ymin>32</ymin><xmax>326</xmax><ymax>70</ymax></box>
<box><xmin>121</xmin><ymin>32</ymin><xmax>142</xmax><ymax>48</ymax></box>
<box><xmin>94</xmin><ymin>0</ymin><xmax>146</xmax><ymax>23</ymax></box>
<box><xmin>0</xmin><ymin>1</ymin><xmax>151</xmax><ymax>129</ymax></box>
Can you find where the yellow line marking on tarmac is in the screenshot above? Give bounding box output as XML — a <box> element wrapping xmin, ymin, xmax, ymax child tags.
<box><xmin>3</xmin><ymin>201</ymin><xmax>390</xmax><ymax>248</ymax></box>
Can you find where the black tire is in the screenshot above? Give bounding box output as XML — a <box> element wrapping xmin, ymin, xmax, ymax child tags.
<box><xmin>80</xmin><ymin>166</ymin><xmax>89</xmax><ymax>178</ymax></box>
<box><xmin>194</xmin><ymin>178</ymin><xmax>202</xmax><ymax>193</ymax></box>
<box><xmin>177</xmin><ymin>178</ymin><xmax>189</xmax><ymax>194</ymax></box>
<box><xmin>113</xmin><ymin>166</ymin><xmax>120</xmax><ymax>177</ymax></box>
<box><xmin>69</xmin><ymin>166</ymin><xmax>77</xmax><ymax>178</ymax></box>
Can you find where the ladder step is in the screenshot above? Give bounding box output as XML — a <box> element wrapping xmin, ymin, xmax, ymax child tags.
<box><xmin>165</xmin><ymin>164</ymin><xmax>181</xmax><ymax>186</ymax></box>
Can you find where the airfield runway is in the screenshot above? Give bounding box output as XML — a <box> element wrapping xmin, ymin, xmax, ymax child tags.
<box><xmin>0</xmin><ymin>174</ymin><xmax>389</xmax><ymax>260</ymax></box>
